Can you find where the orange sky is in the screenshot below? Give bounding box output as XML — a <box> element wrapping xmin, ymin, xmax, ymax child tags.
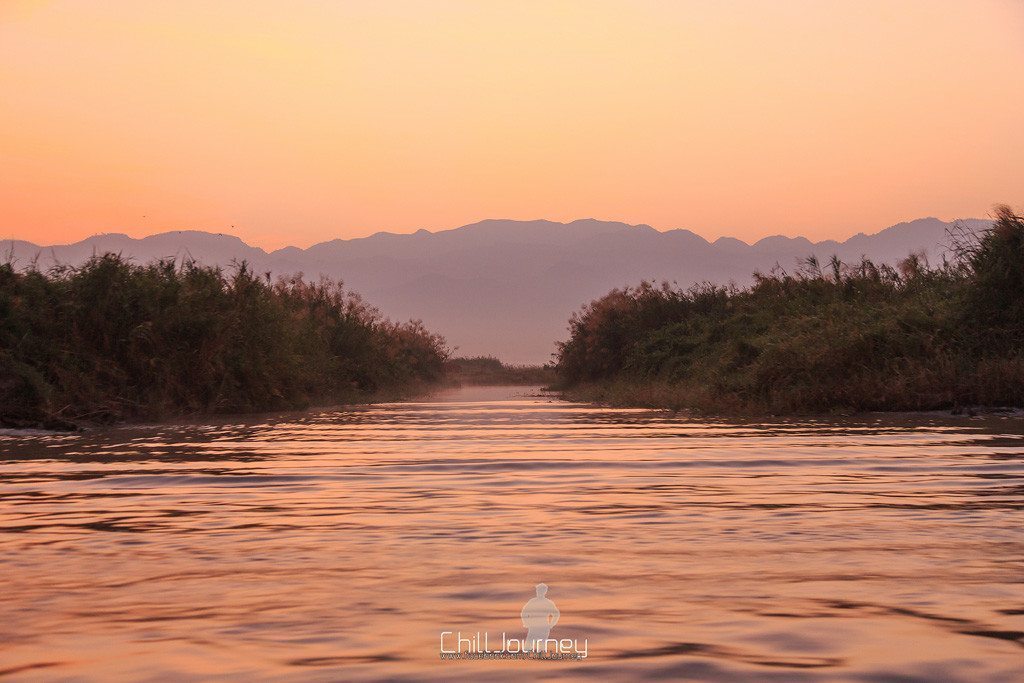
<box><xmin>2</xmin><ymin>1</ymin><xmax>1022</xmax><ymax>249</ymax></box>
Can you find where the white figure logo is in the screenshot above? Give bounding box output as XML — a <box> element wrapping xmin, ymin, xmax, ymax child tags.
<box><xmin>521</xmin><ymin>583</ymin><xmax>560</xmax><ymax>650</ymax></box>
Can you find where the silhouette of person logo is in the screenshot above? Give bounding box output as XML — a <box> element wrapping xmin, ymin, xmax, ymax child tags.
<box><xmin>521</xmin><ymin>583</ymin><xmax>559</xmax><ymax>650</ymax></box>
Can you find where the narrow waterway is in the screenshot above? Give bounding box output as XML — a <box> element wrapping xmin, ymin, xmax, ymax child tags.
<box><xmin>2</xmin><ymin>386</ymin><xmax>1022</xmax><ymax>681</ymax></box>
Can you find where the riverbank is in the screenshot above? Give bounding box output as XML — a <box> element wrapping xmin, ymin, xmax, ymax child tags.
<box><xmin>442</xmin><ymin>356</ymin><xmax>555</xmax><ymax>386</ymax></box>
<box><xmin>554</xmin><ymin>206</ymin><xmax>1024</xmax><ymax>414</ymax></box>
<box><xmin>559</xmin><ymin>379</ymin><xmax>1024</xmax><ymax>418</ymax></box>
<box><xmin>0</xmin><ymin>381</ymin><xmax>452</xmax><ymax>433</ymax></box>
<box><xmin>0</xmin><ymin>254</ymin><xmax>449</xmax><ymax>430</ymax></box>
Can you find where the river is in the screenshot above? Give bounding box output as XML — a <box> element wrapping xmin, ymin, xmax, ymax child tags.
<box><xmin>1</xmin><ymin>385</ymin><xmax>1022</xmax><ymax>681</ymax></box>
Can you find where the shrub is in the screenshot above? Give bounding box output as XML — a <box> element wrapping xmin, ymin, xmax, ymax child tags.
<box><xmin>555</xmin><ymin>206</ymin><xmax>1024</xmax><ymax>413</ymax></box>
<box><xmin>0</xmin><ymin>255</ymin><xmax>448</xmax><ymax>427</ymax></box>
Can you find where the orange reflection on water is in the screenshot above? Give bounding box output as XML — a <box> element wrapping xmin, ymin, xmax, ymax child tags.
<box><xmin>1</xmin><ymin>386</ymin><xmax>1022</xmax><ymax>680</ymax></box>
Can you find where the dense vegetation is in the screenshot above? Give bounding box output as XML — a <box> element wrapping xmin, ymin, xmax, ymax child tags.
<box><xmin>0</xmin><ymin>255</ymin><xmax>448</xmax><ymax>428</ymax></box>
<box><xmin>555</xmin><ymin>206</ymin><xmax>1024</xmax><ymax>414</ymax></box>
<box><xmin>444</xmin><ymin>356</ymin><xmax>554</xmax><ymax>385</ymax></box>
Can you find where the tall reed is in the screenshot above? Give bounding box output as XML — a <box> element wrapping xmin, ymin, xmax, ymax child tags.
<box><xmin>0</xmin><ymin>255</ymin><xmax>449</xmax><ymax>428</ymax></box>
<box><xmin>555</xmin><ymin>206</ymin><xmax>1024</xmax><ymax>413</ymax></box>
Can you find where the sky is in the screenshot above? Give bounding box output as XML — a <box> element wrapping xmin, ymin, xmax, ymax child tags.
<box><xmin>2</xmin><ymin>1</ymin><xmax>1022</xmax><ymax>250</ymax></box>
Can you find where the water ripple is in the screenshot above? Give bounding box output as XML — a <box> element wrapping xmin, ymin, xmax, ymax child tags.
<box><xmin>1</xmin><ymin>385</ymin><xmax>1023</xmax><ymax>680</ymax></box>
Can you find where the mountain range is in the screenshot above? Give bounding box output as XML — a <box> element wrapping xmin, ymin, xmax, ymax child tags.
<box><xmin>3</xmin><ymin>217</ymin><xmax>990</xmax><ymax>363</ymax></box>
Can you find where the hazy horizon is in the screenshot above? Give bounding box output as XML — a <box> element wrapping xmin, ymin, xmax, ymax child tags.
<box><xmin>5</xmin><ymin>211</ymin><xmax>997</xmax><ymax>252</ymax></box>
<box><xmin>5</xmin><ymin>214</ymin><xmax>989</xmax><ymax>364</ymax></box>
<box><xmin>3</xmin><ymin>0</ymin><xmax>1022</xmax><ymax>249</ymax></box>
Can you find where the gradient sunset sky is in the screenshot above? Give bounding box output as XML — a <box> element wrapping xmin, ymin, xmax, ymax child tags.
<box><xmin>3</xmin><ymin>1</ymin><xmax>1022</xmax><ymax>249</ymax></box>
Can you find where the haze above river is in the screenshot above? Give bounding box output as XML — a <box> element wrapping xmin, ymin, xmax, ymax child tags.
<box><xmin>2</xmin><ymin>386</ymin><xmax>1022</xmax><ymax>681</ymax></box>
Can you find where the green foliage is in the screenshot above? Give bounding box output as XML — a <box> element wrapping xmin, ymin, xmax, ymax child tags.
<box><xmin>0</xmin><ymin>255</ymin><xmax>448</xmax><ymax>427</ymax></box>
<box><xmin>960</xmin><ymin>205</ymin><xmax>1024</xmax><ymax>350</ymax></box>
<box><xmin>555</xmin><ymin>206</ymin><xmax>1024</xmax><ymax>413</ymax></box>
<box><xmin>444</xmin><ymin>356</ymin><xmax>554</xmax><ymax>385</ymax></box>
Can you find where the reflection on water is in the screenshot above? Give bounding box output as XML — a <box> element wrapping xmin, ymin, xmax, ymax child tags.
<box><xmin>1</xmin><ymin>385</ymin><xmax>1023</xmax><ymax>681</ymax></box>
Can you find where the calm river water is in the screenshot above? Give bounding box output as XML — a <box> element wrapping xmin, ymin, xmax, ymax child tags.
<box><xmin>1</xmin><ymin>385</ymin><xmax>1023</xmax><ymax>681</ymax></box>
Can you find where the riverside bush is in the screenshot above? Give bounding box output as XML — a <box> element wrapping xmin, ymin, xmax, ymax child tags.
<box><xmin>0</xmin><ymin>255</ymin><xmax>448</xmax><ymax>428</ymax></box>
<box><xmin>555</xmin><ymin>206</ymin><xmax>1024</xmax><ymax>413</ymax></box>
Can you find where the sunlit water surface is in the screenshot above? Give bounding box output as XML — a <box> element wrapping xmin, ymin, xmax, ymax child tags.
<box><xmin>2</xmin><ymin>386</ymin><xmax>1023</xmax><ymax>681</ymax></box>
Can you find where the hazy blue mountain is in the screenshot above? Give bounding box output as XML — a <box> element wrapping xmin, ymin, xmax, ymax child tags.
<box><xmin>4</xmin><ymin>217</ymin><xmax>990</xmax><ymax>363</ymax></box>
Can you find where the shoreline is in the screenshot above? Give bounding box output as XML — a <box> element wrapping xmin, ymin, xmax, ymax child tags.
<box><xmin>0</xmin><ymin>380</ymin><xmax>447</xmax><ymax>433</ymax></box>
<box><xmin>8</xmin><ymin>377</ymin><xmax>1024</xmax><ymax>434</ymax></box>
<box><xmin>557</xmin><ymin>380</ymin><xmax>1024</xmax><ymax>420</ymax></box>
<box><xmin>0</xmin><ymin>381</ymin><xmax>561</xmax><ymax>433</ymax></box>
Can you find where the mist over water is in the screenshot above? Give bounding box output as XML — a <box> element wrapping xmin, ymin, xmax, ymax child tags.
<box><xmin>1</xmin><ymin>386</ymin><xmax>1022</xmax><ymax>681</ymax></box>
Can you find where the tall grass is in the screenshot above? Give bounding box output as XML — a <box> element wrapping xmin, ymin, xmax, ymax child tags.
<box><xmin>444</xmin><ymin>356</ymin><xmax>555</xmax><ymax>385</ymax></box>
<box><xmin>0</xmin><ymin>255</ymin><xmax>448</xmax><ymax>428</ymax></box>
<box><xmin>555</xmin><ymin>206</ymin><xmax>1024</xmax><ymax>414</ymax></box>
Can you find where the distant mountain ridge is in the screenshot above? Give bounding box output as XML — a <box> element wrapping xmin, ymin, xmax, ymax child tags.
<box><xmin>4</xmin><ymin>217</ymin><xmax>991</xmax><ymax>363</ymax></box>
